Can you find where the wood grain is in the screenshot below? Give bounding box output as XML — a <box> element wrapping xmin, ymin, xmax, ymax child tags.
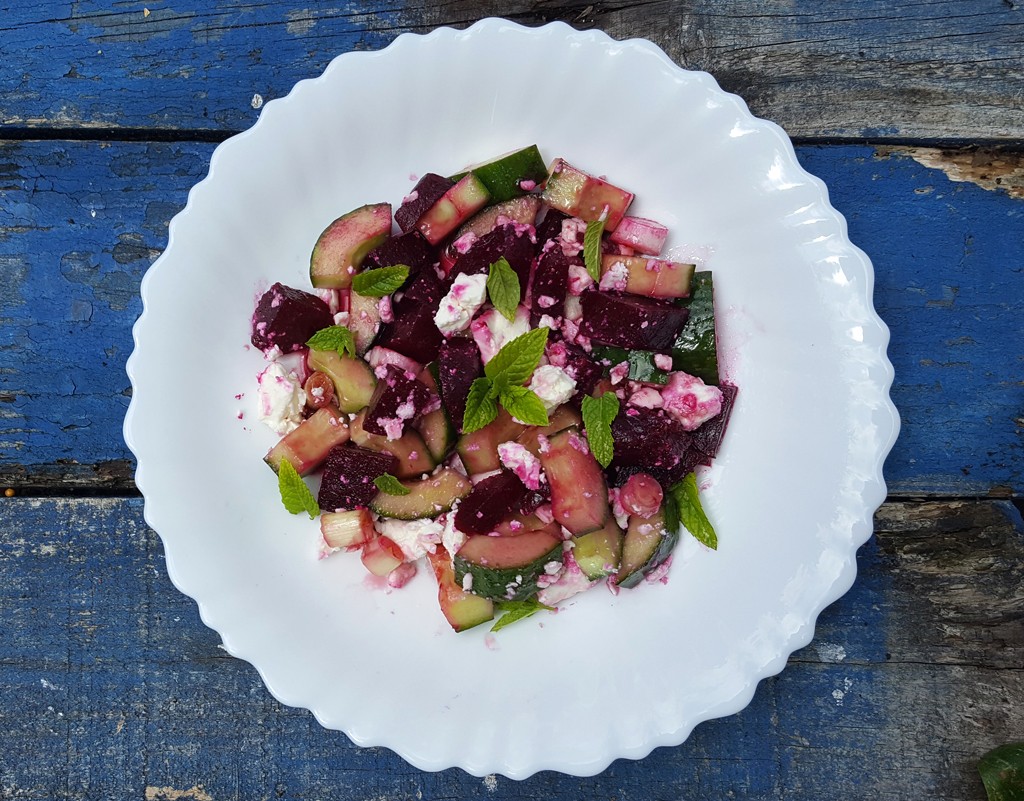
<box><xmin>1</xmin><ymin>497</ymin><xmax>1020</xmax><ymax>798</ymax></box>
<box><xmin>1</xmin><ymin>1</ymin><xmax>1022</xmax><ymax>140</ymax></box>
<box><xmin>1</xmin><ymin>140</ymin><xmax>1021</xmax><ymax>495</ymax></box>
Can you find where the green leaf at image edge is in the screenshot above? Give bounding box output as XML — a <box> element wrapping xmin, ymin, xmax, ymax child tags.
<box><xmin>490</xmin><ymin>598</ymin><xmax>555</xmax><ymax>632</ymax></box>
<box><xmin>980</xmin><ymin>742</ymin><xmax>1024</xmax><ymax>801</ymax></box>
<box><xmin>486</xmin><ymin>257</ymin><xmax>521</xmax><ymax>322</ymax></box>
<box><xmin>277</xmin><ymin>459</ymin><xmax>320</xmax><ymax>519</ymax></box>
<box><xmin>351</xmin><ymin>264</ymin><xmax>410</xmax><ymax>297</ymax></box>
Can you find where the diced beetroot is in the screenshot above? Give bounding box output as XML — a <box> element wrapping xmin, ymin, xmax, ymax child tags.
<box><xmin>362</xmin><ymin>364</ymin><xmax>438</xmax><ymax>439</ymax></box>
<box><xmin>395</xmin><ymin>174</ymin><xmax>454</xmax><ymax>233</ymax></box>
<box><xmin>608</xmin><ymin>216</ymin><xmax>669</xmax><ymax>256</ymax></box>
<box><xmin>580</xmin><ymin>291</ymin><xmax>689</xmax><ymax>351</ymax></box>
<box><xmin>559</xmin><ymin>341</ymin><xmax>603</xmax><ymax>398</ymax></box>
<box><xmin>529</xmin><ymin>244</ymin><xmax>569</xmax><ymax>325</ymax></box>
<box><xmin>365</xmin><ymin>230</ymin><xmax>435</xmax><ymax>274</ymax></box>
<box><xmin>251</xmin><ymin>282</ymin><xmax>333</xmax><ymax>353</ymax></box>
<box><xmin>454</xmin><ymin>470</ymin><xmax>529</xmax><ymax>536</ymax></box>
<box><xmin>610</xmin><ymin>406</ymin><xmax>701</xmax><ymax>484</ymax></box>
<box><xmin>318</xmin><ymin>443</ymin><xmax>397</xmax><ymax>512</ymax></box>
<box><xmin>449</xmin><ymin>223</ymin><xmax>536</xmax><ymax>288</ymax></box>
<box><xmin>373</xmin><ymin>268</ymin><xmax>445</xmax><ymax>364</ymax></box>
<box><xmin>518</xmin><ymin>484</ymin><xmax>551</xmax><ymax>516</ymax></box>
<box><xmin>534</xmin><ymin>208</ymin><xmax>570</xmax><ymax>247</ymax></box>
<box><xmin>693</xmin><ymin>383</ymin><xmax>738</xmax><ymax>463</ymax></box>
<box><xmin>437</xmin><ymin>337</ymin><xmax>483</xmax><ymax>432</ymax></box>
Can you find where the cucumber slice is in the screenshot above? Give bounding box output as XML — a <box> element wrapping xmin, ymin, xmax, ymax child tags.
<box><xmin>320</xmin><ymin>508</ymin><xmax>375</xmax><ymax>549</ymax></box>
<box><xmin>370</xmin><ymin>468</ymin><xmax>472</xmax><ymax>519</ymax></box>
<box><xmin>455</xmin><ymin>145</ymin><xmax>548</xmax><ymax>204</ymax></box>
<box><xmin>614</xmin><ymin>509</ymin><xmax>678</xmax><ymax>588</ymax></box>
<box><xmin>427</xmin><ymin>550</ymin><xmax>494</xmax><ymax>632</ymax></box>
<box><xmin>350</xmin><ymin>411</ymin><xmax>436</xmax><ymax>479</ymax></box>
<box><xmin>308</xmin><ymin>349</ymin><xmax>377</xmax><ymax>413</ymax></box>
<box><xmin>417</xmin><ymin>174</ymin><xmax>491</xmax><ymax>245</ymax></box>
<box><xmin>600</xmin><ymin>254</ymin><xmax>694</xmax><ymax>299</ymax></box>
<box><xmin>456</xmin><ymin>408</ymin><xmax>525</xmax><ymax>474</ymax></box>
<box><xmin>541</xmin><ymin>159</ymin><xmax>634</xmax><ymax>231</ymax></box>
<box><xmin>416</xmin><ymin>364</ymin><xmax>457</xmax><ymax>463</ymax></box>
<box><xmin>573</xmin><ymin>518</ymin><xmax>624</xmax><ymax>580</ymax></box>
<box><xmin>310</xmin><ymin>203</ymin><xmax>392</xmax><ymax>289</ymax></box>
<box><xmin>454</xmin><ymin>531</ymin><xmax>563</xmax><ymax>601</ymax></box>
<box><xmin>515</xmin><ymin>404</ymin><xmax>582</xmax><ymax>457</ymax></box>
<box><xmin>348</xmin><ymin>292</ymin><xmax>381</xmax><ymax>355</ymax></box>
<box><xmin>539</xmin><ymin>427</ymin><xmax>609</xmax><ymax>536</ymax></box>
<box><xmin>671</xmin><ymin>272</ymin><xmax>719</xmax><ymax>385</ymax></box>
<box><xmin>590</xmin><ymin>346</ymin><xmax>670</xmax><ymax>385</ymax></box>
<box><xmin>453</xmin><ymin>195</ymin><xmax>541</xmax><ymax>241</ymax></box>
<box><xmin>264</xmin><ymin>406</ymin><xmax>350</xmax><ymax>475</ymax></box>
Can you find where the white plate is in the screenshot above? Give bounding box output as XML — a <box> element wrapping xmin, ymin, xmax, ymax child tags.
<box><xmin>124</xmin><ymin>19</ymin><xmax>899</xmax><ymax>779</ymax></box>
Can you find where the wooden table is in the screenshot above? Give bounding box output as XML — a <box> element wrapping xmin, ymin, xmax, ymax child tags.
<box><xmin>2</xmin><ymin>3</ymin><xmax>1021</xmax><ymax>799</ymax></box>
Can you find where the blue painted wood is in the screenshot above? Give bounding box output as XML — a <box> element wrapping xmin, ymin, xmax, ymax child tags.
<box><xmin>1</xmin><ymin>140</ymin><xmax>1021</xmax><ymax>493</ymax></box>
<box><xmin>1</xmin><ymin>2</ymin><xmax>1022</xmax><ymax>140</ymax></box>
<box><xmin>1</xmin><ymin>498</ymin><xmax>1020</xmax><ymax>798</ymax></box>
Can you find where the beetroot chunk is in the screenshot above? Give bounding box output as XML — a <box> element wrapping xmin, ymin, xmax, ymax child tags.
<box><xmin>693</xmin><ymin>383</ymin><xmax>738</xmax><ymax>463</ymax></box>
<box><xmin>318</xmin><ymin>444</ymin><xmax>397</xmax><ymax>512</ymax></box>
<box><xmin>455</xmin><ymin>470</ymin><xmax>529</xmax><ymax>535</ymax></box>
<box><xmin>529</xmin><ymin>244</ymin><xmax>569</xmax><ymax>325</ymax></box>
<box><xmin>251</xmin><ymin>282</ymin><xmax>333</xmax><ymax>353</ymax></box>
<box><xmin>363</xmin><ymin>364</ymin><xmax>438</xmax><ymax>439</ymax></box>
<box><xmin>395</xmin><ymin>174</ymin><xmax>454</xmax><ymax>233</ymax></box>
<box><xmin>373</xmin><ymin>268</ymin><xmax>445</xmax><ymax>364</ymax></box>
<box><xmin>438</xmin><ymin>338</ymin><xmax>483</xmax><ymax>432</ymax></box>
<box><xmin>580</xmin><ymin>291</ymin><xmax>689</xmax><ymax>351</ymax></box>
<box><xmin>560</xmin><ymin>341</ymin><xmax>603</xmax><ymax>398</ymax></box>
<box><xmin>450</xmin><ymin>223</ymin><xmax>536</xmax><ymax>287</ymax></box>
<box><xmin>611</xmin><ymin>405</ymin><xmax>701</xmax><ymax>484</ymax></box>
<box><xmin>365</xmin><ymin>230</ymin><xmax>436</xmax><ymax>275</ymax></box>
<box><xmin>534</xmin><ymin>208</ymin><xmax>570</xmax><ymax>247</ymax></box>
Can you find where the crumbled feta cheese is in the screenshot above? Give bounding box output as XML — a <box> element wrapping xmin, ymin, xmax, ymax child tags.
<box><xmin>256</xmin><ymin>361</ymin><xmax>306</xmax><ymax>435</ymax></box>
<box><xmin>609</xmin><ymin>361</ymin><xmax>629</xmax><ymax>386</ymax></box>
<box><xmin>537</xmin><ymin>553</ymin><xmax>594</xmax><ymax>606</ymax></box>
<box><xmin>528</xmin><ymin>365</ymin><xmax>577</xmax><ymax>413</ymax></box>
<box><xmin>598</xmin><ymin>259</ymin><xmax>629</xmax><ymax>292</ymax></box>
<box><xmin>654</xmin><ymin>353</ymin><xmax>673</xmax><ymax>371</ymax></box>
<box><xmin>471</xmin><ymin>306</ymin><xmax>531</xmax><ymax>363</ymax></box>
<box><xmin>378</xmin><ymin>295</ymin><xmax>394</xmax><ymax>324</ymax></box>
<box><xmin>434</xmin><ymin>273</ymin><xmax>488</xmax><ymax>335</ymax></box>
<box><xmin>441</xmin><ymin>507</ymin><xmax>467</xmax><ymax>564</ymax></box>
<box><xmin>567</xmin><ymin>263</ymin><xmax>594</xmax><ymax>295</ymax></box>
<box><xmin>497</xmin><ymin>441</ymin><xmax>545</xmax><ymax>490</ymax></box>
<box><xmin>628</xmin><ymin>386</ymin><xmax>663</xmax><ymax>409</ymax></box>
<box><xmin>461</xmin><ymin>573</ymin><xmax>473</xmax><ymax>591</ymax></box>
<box><xmin>376</xmin><ymin>517</ymin><xmax>443</xmax><ymax>561</ymax></box>
<box><xmin>661</xmin><ymin>371</ymin><xmax>724</xmax><ymax>430</ymax></box>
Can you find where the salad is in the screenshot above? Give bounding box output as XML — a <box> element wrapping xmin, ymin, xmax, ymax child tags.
<box><xmin>249</xmin><ymin>145</ymin><xmax>736</xmax><ymax>633</ymax></box>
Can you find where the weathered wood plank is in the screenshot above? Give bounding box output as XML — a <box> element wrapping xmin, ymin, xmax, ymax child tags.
<box><xmin>0</xmin><ymin>1</ymin><xmax>1022</xmax><ymax>140</ymax></box>
<box><xmin>1</xmin><ymin>140</ymin><xmax>1021</xmax><ymax>494</ymax></box>
<box><xmin>0</xmin><ymin>497</ymin><xmax>1020</xmax><ymax>798</ymax></box>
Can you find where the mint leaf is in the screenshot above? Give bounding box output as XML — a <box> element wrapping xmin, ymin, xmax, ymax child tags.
<box><xmin>351</xmin><ymin>264</ymin><xmax>410</xmax><ymax>297</ymax></box>
<box><xmin>484</xmin><ymin>327</ymin><xmax>549</xmax><ymax>388</ymax></box>
<box><xmin>581</xmin><ymin>392</ymin><xmax>619</xmax><ymax>468</ymax></box>
<box><xmin>461</xmin><ymin>377</ymin><xmax>498</xmax><ymax>434</ymax></box>
<box><xmin>980</xmin><ymin>742</ymin><xmax>1024</xmax><ymax>801</ymax></box>
<box><xmin>490</xmin><ymin>598</ymin><xmax>555</xmax><ymax>632</ymax></box>
<box><xmin>486</xmin><ymin>257</ymin><xmax>521</xmax><ymax>322</ymax></box>
<box><xmin>583</xmin><ymin>219</ymin><xmax>605</xmax><ymax>282</ymax></box>
<box><xmin>373</xmin><ymin>473</ymin><xmax>410</xmax><ymax>496</ymax></box>
<box><xmin>306</xmin><ymin>325</ymin><xmax>356</xmax><ymax>359</ymax></box>
<box><xmin>499</xmin><ymin>385</ymin><xmax>549</xmax><ymax>427</ymax></box>
<box><xmin>277</xmin><ymin>459</ymin><xmax>319</xmax><ymax>519</ymax></box>
<box><xmin>667</xmin><ymin>473</ymin><xmax>717</xmax><ymax>549</ymax></box>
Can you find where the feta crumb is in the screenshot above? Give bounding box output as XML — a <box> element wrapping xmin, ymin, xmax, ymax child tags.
<box><xmin>527</xmin><ymin>365</ymin><xmax>576</xmax><ymax>413</ymax></box>
<box><xmin>661</xmin><ymin>371</ymin><xmax>723</xmax><ymax>430</ymax></box>
<box><xmin>434</xmin><ymin>273</ymin><xmax>488</xmax><ymax>335</ymax></box>
<box><xmin>497</xmin><ymin>441</ymin><xmax>545</xmax><ymax>490</ymax></box>
<box><xmin>461</xmin><ymin>573</ymin><xmax>473</xmax><ymax>592</ymax></box>
<box><xmin>377</xmin><ymin>517</ymin><xmax>443</xmax><ymax>561</ymax></box>
<box><xmin>654</xmin><ymin>353</ymin><xmax>673</xmax><ymax>371</ymax></box>
<box><xmin>471</xmin><ymin>306</ymin><xmax>531</xmax><ymax>363</ymax></box>
<box><xmin>537</xmin><ymin>553</ymin><xmax>594</xmax><ymax>606</ymax></box>
<box><xmin>256</xmin><ymin>361</ymin><xmax>306</xmax><ymax>435</ymax></box>
<box><xmin>598</xmin><ymin>259</ymin><xmax>629</xmax><ymax>292</ymax></box>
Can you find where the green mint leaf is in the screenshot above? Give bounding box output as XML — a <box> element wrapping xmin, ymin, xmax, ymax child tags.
<box><xmin>583</xmin><ymin>219</ymin><xmax>605</xmax><ymax>282</ymax></box>
<box><xmin>499</xmin><ymin>385</ymin><xmax>549</xmax><ymax>427</ymax></box>
<box><xmin>277</xmin><ymin>458</ymin><xmax>319</xmax><ymax>519</ymax></box>
<box><xmin>461</xmin><ymin>377</ymin><xmax>498</xmax><ymax>434</ymax></box>
<box><xmin>483</xmin><ymin>326</ymin><xmax>549</xmax><ymax>388</ymax></box>
<box><xmin>306</xmin><ymin>325</ymin><xmax>356</xmax><ymax>359</ymax></box>
<box><xmin>663</xmin><ymin>488</ymin><xmax>681</xmax><ymax>542</ymax></box>
<box><xmin>581</xmin><ymin>392</ymin><xmax>619</xmax><ymax>468</ymax></box>
<box><xmin>980</xmin><ymin>742</ymin><xmax>1024</xmax><ymax>801</ymax></box>
<box><xmin>373</xmin><ymin>473</ymin><xmax>410</xmax><ymax>496</ymax></box>
<box><xmin>486</xmin><ymin>257</ymin><xmax>521</xmax><ymax>322</ymax></box>
<box><xmin>351</xmin><ymin>264</ymin><xmax>410</xmax><ymax>297</ymax></box>
<box><xmin>668</xmin><ymin>473</ymin><xmax>718</xmax><ymax>549</ymax></box>
<box><xmin>490</xmin><ymin>598</ymin><xmax>555</xmax><ymax>632</ymax></box>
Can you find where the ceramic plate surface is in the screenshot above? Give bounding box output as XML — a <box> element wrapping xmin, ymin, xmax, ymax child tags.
<box><xmin>124</xmin><ymin>18</ymin><xmax>899</xmax><ymax>779</ymax></box>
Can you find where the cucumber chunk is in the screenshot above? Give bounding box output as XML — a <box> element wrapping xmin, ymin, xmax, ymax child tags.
<box><xmin>600</xmin><ymin>254</ymin><xmax>694</xmax><ymax>299</ymax></box>
<box><xmin>350</xmin><ymin>411</ymin><xmax>436</xmax><ymax>479</ymax></box>
<box><xmin>454</xmin><ymin>531</ymin><xmax>562</xmax><ymax>601</ymax></box>
<box><xmin>539</xmin><ymin>427</ymin><xmax>609</xmax><ymax>536</ymax></box>
<box><xmin>614</xmin><ymin>509</ymin><xmax>678</xmax><ymax>588</ymax></box>
<box><xmin>416</xmin><ymin>364</ymin><xmax>457</xmax><ymax>463</ymax></box>
<box><xmin>427</xmin><ymin>550</ymin><xmax>494</xmax><ymax>632</ymax></box>
<box><xmin>456</xmin><ymin>145</ymin><xmax>548</xmax><ymax>204</ymax></box>
<box><xmin>573</xmin><ymin>518</ymin><xmax>624</xmax><ymax>580</ymax></box>
<box><xmin>417</xmin><ymin>174</ymin><xmax>491</xmax><ymax>245</ymax></box>
<box><xmin>370</xmin><ymin>468</ymin><xmax>472</xmax><ymax>519</ymax></box>
<box><xmin>264</xmin><ymin>406</ymin><xmax>350</xmax><ymax>475</ymax></box>
<box><xmin>456</xmin><ymin>408</ymin><xmax>525</xmax><ymax>474</ymax></box>
<box><xmin>590</xmin><ymin>346</ymin><xmax>671</xmax><ymax>385</ymax></box>
<box><xmin>671</xmin><ymin>271</ymin><xmax>719</xmax><ymax>385</ymax></box>
<box><xmin>310</xmin><ymin>203</ymin><xmax>392</xmax><ymax>289</ymax></box>
<box><xmin>308</xmin><ymin>349</ymin><xmax>377</xmax><ymax>413</ymax></box>
<box><xmin>515</xmin><ymin>404</ymin><xmax>582</xmax><ymax>457</ymax></box>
